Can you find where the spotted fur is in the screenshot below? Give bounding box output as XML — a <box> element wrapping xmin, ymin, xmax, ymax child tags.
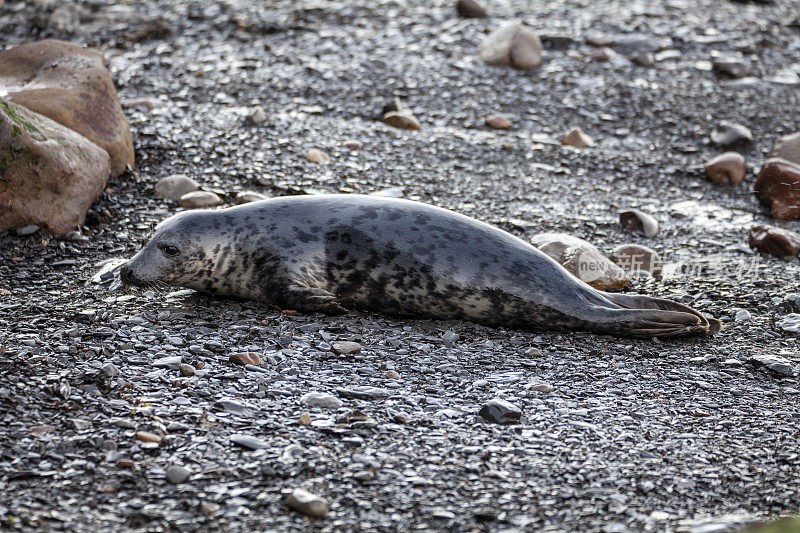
<box><xmin>121</xmin><ymin>195</ymin><xmax>720</xmax><ymax>338</ymax></box>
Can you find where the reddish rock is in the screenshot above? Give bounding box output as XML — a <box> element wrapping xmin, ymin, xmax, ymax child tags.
<box><xmin>770</xmin><ymin>131</ymin><xmax>800</xmax><ymax>165</ymax></box>
<box><xmin>134</xmin><ymin>431</ymin><xmax>163</xmax><ymax>444</ymax></box>
<box><xmin>754</xmin><ymin>158</ymin><xmax>800</xmax><ymax>220</ymax></box>
<box><xmin>229</xmin><ymin>352</ymin><xmax>261</xmax><ymax>366</ymax></box>
<box><xmin>704</xmin><ymin>152</ymin><xmax>746</xmax><ymax>184</ymax></box>
<box><xmin>749</xmin><ymin>224</ymin><xmax>800</xmax><ymax>257</ymax></box>
<box><xmin>0</xmin><ymin>99</ymin><xmax>111</xmax><ymax>234</ymax></box>
<box><xmin>485</xmin><ymin>114</ymin><xmax>513</xmax><ymax>130</ymax></box>
<box><xmin>0</xmin><ymin>40</ymin><xmax>134</xmax><ymax>175</ymax></box>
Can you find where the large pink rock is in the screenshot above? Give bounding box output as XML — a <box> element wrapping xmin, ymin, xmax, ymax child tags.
<box><xmin>0</xmin><ymin>40</ymin><xmax>133</xmax><ymax>176</ymax></box>
<box><xmin>0</xmin><ymin>98</ymin><xmax>111</xmax><ymax>234</ymax></box>
<box><xmin>754</xmin><ymin>158</ymin><xmax>800</xmax><ymax>221</ymax></box>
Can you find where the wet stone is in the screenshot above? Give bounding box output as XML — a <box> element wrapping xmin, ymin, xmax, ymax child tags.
<box><xmin>336</xmin><ymin>386</ymin><xmax>390</xmax><ymax>400</ymax></box>
<box><xmin>332</xmin><ymin>341</ymin><xmax>362</xmax><ymax>355</ymax></box>
<box><xmin>750</xmin><ymin>354</ymin><xmax>796</xmax><ymax>376</ymax></box>
<box><xmin>456</xmin><ymin>0</ymin><xmax>487</xmax><ymax>18</ymax></box>
<box><xmin>300</xmin><ymin>392</ymin><xmax>343</xmax><ymax>409</ymax></box>
<box><xmin>178</xmin><ymin>191</ymin><xmax>223</xmax><ymax>208</ymax></box>
<box><xmin>754</xmin><ymin>158</ymin><xmax>800</xmax><ymax>220</ymax></box>
<box><xmin>179</xmin><ymin>363</ymin><xmax>196</xmax><ymax>377</ymax></box>
<box><xmin>478</xmin><ymin>398</ymin><xmax>523</xmax><ymax>424</ymax></box>
<box><xmin>619</xmin><ymin>209</ymin><xmax>659</xmax><ymax>238</ymax></box>
<box><xmin>135</xmin><ymin>431</ymin><xmax>163</xmax><ymax>444</ymax></box>
<box><xmin>166</xmin><ymin>465</ymin><xmax>191</xmax><ymax>484</ymax></box>
<box><xmin>235</xmin><ymin>191</ymin><xmax>268</xmax><ymax>204</ymax></box>
<box><xmin>153</xmin><ymin>356</ymin><xmax>183</xmax><ymax>369</ymax></box>
<box><xmin>286</xmin><ymin>489</ymin><xmax>329</xmax><ymax>518</ymax></box>
<box><xmin>101</xmin><ymin>362</ymin><xmax>120</xmax><ymax>377</ymax></box>
<box><xmin>215</xmin><ymin>399</ymin><xmax>253</xmax><ymax>416</ymax></box>
<box><xmin>710</xmin><ymin>121</ymin><xmax>752</xmax><ymax>147</ymax></box>
<box><xmin>230</xmin><ymin>352</ymin><xmax>261</xmax><ymax>366</ymax></box>
<box><xmin>230</xmin><ymin>434</ymin><xmax>269</xmax><ymax>450</ymax></box>
<box><xmin>749</xmin><ymin>224</ymin><xmax>800</xmax><ymax>257</ymax></box>
<box><xmin>777</xmin><ymin>314</ymin><xmax>800</xmax><ymax>334</ymax></box>
<box><xmin>705</xmin><ymin>152</ymin><xmax>746</xmax><ymax>184</ymax></box>
<box><xmin>154</xmin><ymin>174</ymin><xmax>199</xmax><ymax>200</ymax></box>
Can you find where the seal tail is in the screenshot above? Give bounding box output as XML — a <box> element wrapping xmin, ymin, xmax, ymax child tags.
<box><xmin>591</xmin><ymin>292</ymin><xmax>722</xmax><ymax>338</ymax></box>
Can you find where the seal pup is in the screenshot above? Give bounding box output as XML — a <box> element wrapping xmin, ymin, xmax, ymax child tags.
<box><xmin>121</xmin><ymin>195</ymin><xmax>720</xmax><ymax>339</ymax></box>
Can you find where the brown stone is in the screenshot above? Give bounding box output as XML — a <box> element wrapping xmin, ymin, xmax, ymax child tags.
<box><xmin>478</xmin><ymin>21</ymin><xmax>543</xmax><ymax>70</ymax></box>
<box><xmin>704</xmin><ymin>152</ymin><xmax>746</xmax><ymax>184</ymax></box>
<box><xmin>770</xmin><ymin>131</ymin><xmax>800</xmax><ymax>166</ymax></box>
<box><xmin>0</xmin><ymin>99</ymin><xmax>111</xmax><ymax>234</ymax></box>
<box><xmin>619</xmin><ymin>209</ymin><xmax>659</xmax><ymax>237</ymax></box>
<box><xmin>229</xmin><ymin>352</ymin><xmax>261</xmax><ymax>366</ymax></box>
<box><xmin>0</xmin><ymin>40</ymin><xmax>134</xmax><ymax>175</ymax></box>
<box><xmin>749</xmin><ymin>224</ymin><xmax>800</xmax><ymax>257</ymax></box>
<box><xmin>611</xmin><ymin>244</ymin><xmax>663</xmax><ymax>275</ymax></box>
<box><xmin>456</xmin><ymin>0</ymin><xmax>487</xmax><ymax>18</ymax></box>
<box><xmin>486</xmin><ymin>114</ymin><xmax>513</xmax><ymax>130</ymax></box>
<box><xmin>560</xmin><ymin>127</ymin><xmax>594</xmax><ymax>148</ymax></box>
<box><xmin>754</xmin><ymin>158</ymin><xmax>800</xmax><ymax>221</ymax></box>
<box><xmin>134</xmin><ymin>431</ymin><xmax>163</xmax><ymax>444</ymax></box>
<box><xmin>530</xmin><ymin>233</ymin><xmax>630</xmax><ymax>291</ymax></box>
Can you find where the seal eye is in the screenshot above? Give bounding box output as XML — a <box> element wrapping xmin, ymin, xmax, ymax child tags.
<box><xmin>159</xmin><ymin>244</ymin><xmax>180</xmax><ymax>257</ymax></box>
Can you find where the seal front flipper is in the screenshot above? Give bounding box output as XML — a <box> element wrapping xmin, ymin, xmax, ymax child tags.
<box><xmin>280</xmin><ymin>285</ymin><xmax>348</xmax><ymax>315</ymax></box>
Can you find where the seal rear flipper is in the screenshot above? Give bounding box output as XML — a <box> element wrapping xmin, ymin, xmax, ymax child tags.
<box><xmin>281</xmin><ymin>285</ymin><xmax>348</xmax><ymax>315</ymax></box>
<box><xmin>597</xmin><ymin>292</ymin><xmax>721</xmax><ymax>337</ymax></box>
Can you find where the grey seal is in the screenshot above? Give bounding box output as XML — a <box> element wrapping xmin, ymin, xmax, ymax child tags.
<box><xmin>121</xmin><ymin>194</ymin><xmax>720</xmax><ymax>339</ymax></box>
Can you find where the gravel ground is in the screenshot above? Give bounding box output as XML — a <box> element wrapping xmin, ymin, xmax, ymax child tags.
<box><xmin>2</xmin><ymin>0</ymin><xmax>800</xmax><ymax>531</ymax></box>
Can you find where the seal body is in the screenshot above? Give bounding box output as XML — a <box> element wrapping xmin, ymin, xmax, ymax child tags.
<box><xmin>121</xmin><ymin>195</ymin><xmax>720</xmax><ymax>338</ymax></box>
